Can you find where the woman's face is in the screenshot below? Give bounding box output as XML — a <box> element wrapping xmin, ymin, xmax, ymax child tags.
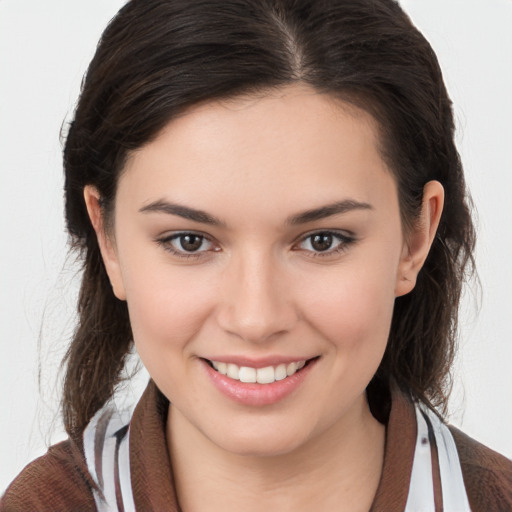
<box><xmin>91</xmin><ymin>84</ymin><xmax>433</xmax><ymax>457</ymax></box>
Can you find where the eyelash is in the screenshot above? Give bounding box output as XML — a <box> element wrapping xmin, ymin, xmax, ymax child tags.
<box><xmin>156</xmin><ymin>232</ymin><xmax>217</xmax><ymax>260</ymax></box>
<box><xmin>155</xmin><ymin>230</ymin><xmax>356</xmax><ymax>260</ymax></box>
<box><xmin>293</xmin><ymin>230</ymin><xmax>356</xmax><ymax>258</ymax></box>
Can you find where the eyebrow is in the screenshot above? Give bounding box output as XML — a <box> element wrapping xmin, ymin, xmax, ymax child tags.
<box><xmin>139</xmin><ymin>198</ymin><xmax>373</xmax><ymax>226</ymax></box>
<box><xmin>286</xmin><ymin>200</ymin><xmax>373</xmax><ymax>225</ymax></box>
<box><xmin>139</xmin><ymin>200</ymin><xmax>225</xmax><ymax>226</ymax></box>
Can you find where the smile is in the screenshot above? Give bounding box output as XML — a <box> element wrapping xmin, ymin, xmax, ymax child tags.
<box><xmin>209</xmin><ymin>360</ymin><xmax>307</xmax><ymax>384</ymax></box>
<box><xmin>202</xmin><ymin>356</ymin><xmax>319</xmax><ymax>406</ymax></box>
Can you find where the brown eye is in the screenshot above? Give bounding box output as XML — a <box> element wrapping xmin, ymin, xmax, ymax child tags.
<box><xmin>157</xmin><ymin>232</ymin><xmax>216</xmax><ymax>257</ymax></box>
<box><xmin>179</xmin><ymin>234</ymin><xmax>204</xmax><ymax>252</ymax></box>
<box><xmin>295</xmin><ymin>230</ymin><xmax>355</xmax><ymax>257</ymax></box>
<box><xmin>310</xmin><ymin>233</ymin><xmax>333</xmax><ymax>252</ymax></box>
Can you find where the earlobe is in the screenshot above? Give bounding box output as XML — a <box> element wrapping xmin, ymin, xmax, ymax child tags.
<box><xmin>83</xmin><ymin>186</ymin><xmax>127</xmax><ymax>301</ymax></box>
<box><xmin>395</xmin><ymin>180</ymin><xmax>444</xmax><ymax>297</ymax></box>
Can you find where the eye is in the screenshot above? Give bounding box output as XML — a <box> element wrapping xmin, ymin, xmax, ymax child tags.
<box><xmin>295</xmin><ymin>230</ymin><xmax>355</xmax><ymax>256</ymax></box>
<box><xmin>156</xmin><ymin>232</ymin><xmax>218</xmax><ymax>258</ymax></box>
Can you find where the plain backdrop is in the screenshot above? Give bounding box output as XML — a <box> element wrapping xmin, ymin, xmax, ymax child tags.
<box><xmin>1</xmin><ymin>0</ymin><xmax>511</xmax><ymax>492</ymax></box>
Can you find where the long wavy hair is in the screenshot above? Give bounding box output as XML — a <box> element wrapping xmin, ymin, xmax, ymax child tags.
<box><xmin>62</xmin><ymin>0</ymin><xmax>475</xmax><ymax>439</ymax></box>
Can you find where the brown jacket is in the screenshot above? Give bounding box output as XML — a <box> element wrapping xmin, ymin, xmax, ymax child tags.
<box><xmin>2</xmin><ymin>381</ymin><xmax>512</xmax><ymax>511</ymax></box>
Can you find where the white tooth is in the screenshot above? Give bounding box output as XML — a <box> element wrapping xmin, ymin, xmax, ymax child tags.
<box><xmin>239</xmin><ymin>366</ymin><xmax>257</xmax><ymax>383</ymax></box>
<box><xmin>275</xmin><ymin>364</ymin><xmax>287</xmax><ymax>381</ymax></box>
<box><xmin>227</xmin><ymin>363</ymin><xmax>240</xmax><ymax>380</ymax></box>
<box><xmin>256</xmin><ymin>366</ymin><xmax>275</xmax><ymax>384</ymax></box>
<box><xmin>212</xmin><ymin>361</ymin><xmax>220</xmax><ymax>370</ymax></box>
<box><xmin>217</xmin><ymin>362</ymin><xmax>227</xmax><ymax>375</ymax></box>
<box><xmin>296</xmin><ymin>360</ymin><xmax>306</xmax><ymax>370</ymax></box>
<box><xmin>286</xmin><ymin>362</ymin><xmax>298</xmax><ymax>376</ymax></box>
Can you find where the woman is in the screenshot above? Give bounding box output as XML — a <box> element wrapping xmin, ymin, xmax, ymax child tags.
<box><xmin>2</xmin><ymin>0</ymin><xmax>511</xmax><ymax>510</ymax></box>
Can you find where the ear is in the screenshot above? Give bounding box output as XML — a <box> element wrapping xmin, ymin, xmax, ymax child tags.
<box><xmin>83</xmin><ymin>186</ymin><xmax>126</xmax><ymax>301</ymax></box>
<box><xmin>395</xmin><ymin>180</ymin><xmax>444</xmax><ymax>297</ymax></box>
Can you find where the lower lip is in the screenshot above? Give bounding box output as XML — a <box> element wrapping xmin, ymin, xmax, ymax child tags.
<box><xmin>202</xmin><ymin>358</ymin><xmax>318</xmax><ymax>406</ymax></box>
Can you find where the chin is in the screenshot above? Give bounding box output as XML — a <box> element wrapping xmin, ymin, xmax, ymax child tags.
<box><xmin>206</xmin><ymin>423</ymin><xmax>312</xmax><ymax>458</ymax></box>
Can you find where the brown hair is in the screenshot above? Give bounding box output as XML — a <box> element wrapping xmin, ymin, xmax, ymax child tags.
<box><xmin>62</xmin><ymin>0</ymin><xmax>475</xmax><ymax>438</ymax></box>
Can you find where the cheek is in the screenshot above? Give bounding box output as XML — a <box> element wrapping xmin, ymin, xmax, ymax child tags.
<box><xmin>298</xmin><ymin>257</ymin><xmax>398</xmax><ymax>362</ymax></box>
<box><xmin>118</xmin><ymin>254</ymin><xmax>218</xmax><ymax>367</ymax></box>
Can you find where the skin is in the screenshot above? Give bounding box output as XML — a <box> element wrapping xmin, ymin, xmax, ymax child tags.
<box><xmin>85</xmin><ymin>84</ymin><xmax>443</xmax><ymax>511</ymax></box>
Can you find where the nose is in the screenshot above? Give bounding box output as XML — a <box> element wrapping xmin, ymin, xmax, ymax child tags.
<box><xmin>216</xmin><ymin>250</ymin><xmax>298</xmax><ymax>344</ymax></box>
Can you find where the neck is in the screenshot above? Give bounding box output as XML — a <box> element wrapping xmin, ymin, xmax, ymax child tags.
<box><xmin>167</xmin><ymin>395</ymin><xmax>386</xmax><ymax>512</ymax></box>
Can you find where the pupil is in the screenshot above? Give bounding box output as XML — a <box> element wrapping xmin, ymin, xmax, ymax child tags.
<box><xmin>311</xmin><ymin>234</ymin><xmax>332</xmax><ymax>251</ymax></box>
<box><xmin>180</xmin><ymin>235</ymin><xmax>202</xmax><ymax>251</ymax></box>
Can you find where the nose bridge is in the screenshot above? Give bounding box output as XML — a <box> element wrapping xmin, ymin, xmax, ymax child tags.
<box><xmin>217</xmin><ymin>246</ymin><xmax>296</xmax><ymax>343</ymax></box>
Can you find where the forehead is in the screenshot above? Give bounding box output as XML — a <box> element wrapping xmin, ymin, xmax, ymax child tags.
<box><xmin>120</xmin><ymin>84</ymin><xmax>397</xmax><ymax>221</ymax></box>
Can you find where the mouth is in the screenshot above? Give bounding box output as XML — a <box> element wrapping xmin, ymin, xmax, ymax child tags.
<box><xmin>203</xmin><ymin>357</ymin><xmax>319</xmax><ymax>385</ymax></box>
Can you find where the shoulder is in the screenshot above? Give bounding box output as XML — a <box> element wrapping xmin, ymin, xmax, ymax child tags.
<box><xmin>449</xmin><ymin>425</ymin><xmax>512</xmax><ymax>512</ymax></box>
<box><xmin>1</xmin><ymin>439</ymin><xmax>96</xmax><ymax>512</ymax></box>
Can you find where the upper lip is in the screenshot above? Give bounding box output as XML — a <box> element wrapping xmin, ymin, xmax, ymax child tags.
<box><xmin>201</xmin><ymin>355</ymin><xmax>319</xmax><ymax>368</ymax></box>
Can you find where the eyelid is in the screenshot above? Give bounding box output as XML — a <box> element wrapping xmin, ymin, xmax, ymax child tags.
<box><xmin>292</xmin><ymin>229</ymin><xmax>356</xmax><ymax>257</ymax></box>
<box><xmin>155</xmin><ymin>230</ymin><xmax>220</xmax><ymax>259</ymax></box>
